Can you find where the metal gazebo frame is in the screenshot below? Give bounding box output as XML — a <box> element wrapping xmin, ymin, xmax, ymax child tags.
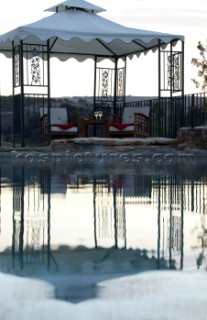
<box><xmin>0</xmin><ymin>0</ymin><xmax>184</xmax><ymax>147</ymax></box>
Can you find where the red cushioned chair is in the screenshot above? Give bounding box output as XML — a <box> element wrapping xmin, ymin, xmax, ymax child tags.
<box><xmin>108</xmin><ymin>106</ymin><xmax>150</xmax><ymax>138</ymax></box>
<box><xmin>40</xmin><ymin>107</ymin><xmax>79</xmax><ymax>143</ymax></box>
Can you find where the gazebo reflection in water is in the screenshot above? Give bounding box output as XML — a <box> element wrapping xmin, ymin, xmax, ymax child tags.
<box><xmin>0</xmin><ymin>158</ymin><xmax>205</xmax><ymax>274</ymax></box>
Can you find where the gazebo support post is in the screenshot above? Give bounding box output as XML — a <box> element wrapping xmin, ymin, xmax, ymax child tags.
<box><xmin>123</xmin><ymin>57</ymin><xmax>126</xmax><ymax>105</ymax></box>
<box><xmin>12</xmin><ymin>40</ymin><xmax>25</xmax><ymax>148</ymax></box>
<box><xmin>11</xmin><ymin>40</ymin><xmax>51</xmax><ymax>146</ymax></box>
<box><xmin>158</xmin><ymin>40</ymin><xmax>161</xmax><ymax>137</ymax></box>
<box><xmin>12</xmin><ymin>42</ymin><xmax>15</xmax><ymax>148</ymax></box>
<box><xmin>169</xmin><ymin>42</ymin><xmax>173</xmax><ymax>137</ymax></box>
<box><xmin>93</xmin><ymin>56</ymin><xmax>97</xmax><ymax>114</ymax></box>
<box><xmin>113</xmin><ymin>57</ymin><xmax>118</xmax><ymax>115</ymax></box>
<box><xmin>47</xmin><ymin>40</ymin><xmax>51</xmax><ymax>145</ymax></box>
<box><xmin>181</xmin><ymin>41</ymin><xmax>185</xmax><ymax>127</ymax></box>
<box><xmin>20</xmin><ymin>40</ymin><xmax>25</xmax><ymax>148</ymax></box>
<box><xmin>158</xmin><ymin>39</ymin><xmax>185</xmax><ymax>137</ymax></box>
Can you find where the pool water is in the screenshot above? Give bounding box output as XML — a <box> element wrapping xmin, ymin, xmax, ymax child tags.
<box><xmin>0</xmin><ymin>154</ymin><xmax>207</xmax><ymax>302</ymax></box>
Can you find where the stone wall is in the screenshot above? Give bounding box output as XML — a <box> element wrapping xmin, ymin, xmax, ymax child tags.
<box><xmin>177</xmin><ymin>126</ymin><xmax>207</xmax><ymax>148</ymax></box>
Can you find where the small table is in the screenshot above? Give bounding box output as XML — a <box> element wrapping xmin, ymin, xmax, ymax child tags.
<box><xmin>81</xmin><ymin>119</ymin><xmax>109</xmax><ymax>137</ymax></box>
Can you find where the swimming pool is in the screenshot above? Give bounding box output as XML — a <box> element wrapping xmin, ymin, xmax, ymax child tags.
<box><xmin>0</xmin><ymin>153</ymin><xmax>207</xmax><ymax>302</ymax></box>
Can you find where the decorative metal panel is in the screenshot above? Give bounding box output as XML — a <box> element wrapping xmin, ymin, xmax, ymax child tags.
<box><xmin>172</xmin><ymin>53</ymin><xmax>181</xmax><ymax>91</ymax></box>
<box><xmin>161</xmin><ymin>51</ymin><xmax>183</xmax><ymax>93</ymax></box>
<box><xmin>23</xmin><ymin>44</ymin><xmax>48</xmax><ymax>87</ymax></box>
<box><xmin>101</xmin><ymin>69</ymin><xmax>110</xmax><ymax>99</ymax></box>
<box><xmin>14</xmin><ymin>48</ymin><xmax>20</xmax><ymax>87</ymax></box>
<box><xmin>116</xmin><ymin>68</ymin><xmax>125</xmax><ymax>101</ymax></box>
<box><xmin>167</xmin><ymin>53</ymin><xmax>181</xmax><ymax>91</ymax></box>
<box><xmin>31</xmin><ymin>47</ymin><xmax>41</xmax><ymax>85</ymax></box>
<box><xmin>96</xmin><ymin>66</ymin><xmax>125</xmax><ymax>102</ymax></box>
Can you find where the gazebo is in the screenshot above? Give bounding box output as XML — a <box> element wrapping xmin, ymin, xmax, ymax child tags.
<box><xmin>0</xmin><ymin>0</ymin><xmax>184</xmax><ymax>146</ymax></box>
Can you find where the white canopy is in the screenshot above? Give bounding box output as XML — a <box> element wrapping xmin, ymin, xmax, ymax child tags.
<box><xmin>0</xmin><ymin>0</ymin><xmax>184</xmax><ymax>60</ymax></box>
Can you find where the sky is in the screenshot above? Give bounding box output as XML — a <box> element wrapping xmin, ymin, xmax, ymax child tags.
<box><xmin>0</xmin><ymin>0</ymin><xmax>207</xmax><ymax>96</ymax></box>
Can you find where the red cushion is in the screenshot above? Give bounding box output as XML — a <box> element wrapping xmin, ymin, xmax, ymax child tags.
<box><xmin>110</xmin><ymin>123</ymin><xmax>134</xmax><ymax>130</ymax></box>
<box><xmin>51</xmin><ymin>124</ymin><xmax>77</xmax><ymax>130</ymax></box>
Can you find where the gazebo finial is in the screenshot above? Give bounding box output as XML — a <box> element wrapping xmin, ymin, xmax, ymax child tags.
<box><xmin>45</xmin><ymin>0</ymin><xmax>106</xmax><ymax>14</ymax></box>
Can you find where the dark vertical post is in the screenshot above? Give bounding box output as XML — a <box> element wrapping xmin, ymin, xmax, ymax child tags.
<box><xmin>20</xmin><ymin>40</ymin><xmax>24</xmax><ymax>147</ymax></box>
<box><xmin>169</xmin><ymin>175</ymin><xmax>173</xmax><ymax>268</ymax></box>
<box><xmin>158</xmin><ymin>40</ymin><xmax>161</xmax><ymax>101</ymax></box>
<box><xmin>12</xmin><ymin>165</ymin><xmax>15</xmax><ymax>268</ymax></box>
<box><xmin>93</xmin><ymin>56</ymin><xmax>97</xmax><ymax>113</ymax></box>
<box><xmin>113</xmin><ymin>57</ymin><xmax>118</xmax><ymax>114</ymax></box>
<box><xmin>47</xmin><ymin>167</ymin><xmax>51</xmax><ymax>270</ymax></box>
<box><xmin>191</xmin><ymin>94</ymin><xmax>195</xmax><ymax>127</ymax></box>
<box><xmin>180</xmin><ymin>41</ymin><xmax>185</xmax><ymax>128</ymax></box>
<box><xmin>181</xmin><ymin>41</ymin><xmax>185</xmax><ymax>98</ymax></box>
<box><xmin>19</xmin><ymin>166</ymin><xmax>25</xmax><ymax>269</ymax></box>
<box><xmin>157</xmin><ymin>177</ymin><xmax>161</xmax><ymax>269</ymax></box>
<box><xmin>12</xmin><ymin>41</ymin><xmax>15</xmax><ymax>147</ymax></box>
<box><xmin>93</xmin><ymin>178</ymin><xmax>98</xmax><ymax>248</ymax></box>
<box><xmin>123</xmin><ymin>196</ymin><xmax>127</xmax><ymax>249</ymax></box>
<box><xmin>0</xmin><ymin>80</ymin><xmax>1</xmax><ymax>147</ymax></box>
<box><xmin>170</xmin><ymin>42</ymin><xmax>173</xmax><ymax>137</ymax></box>
<box><xmin>158</xmin><ymin>40</ymin><xmax>161</xmax><ymax>136</ymax></box>
<box><xmin>47</xmin><ymin>40</ymin><xmax>51</xmax><ymax>145</ymax></box>
<box><xmin>113</xmin><ymin>185</ymin><xmax>118</xmax><ymax>249</ymax></box>
<box><xmin>123</xmin><ymin>56</ymin><xmax>127</xmax><ymax>104</ymax></box>
<box><xmin>180</xmin><ymin>182</ymin><xmax>184</xmax><ymax>270</ymax></box>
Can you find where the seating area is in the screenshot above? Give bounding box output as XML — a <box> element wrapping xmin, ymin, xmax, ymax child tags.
<box><xmin>39</xmin><ymin>106</ymin><xmax>150</xmax><ymax>143</ymax></box>
<box><xmin>107</xmin><ymin>107</ymin><xmax>150</xmax><ymax>138</ymax></box>
<box><xmin>40</xmin><ymin>107</ymin><xmax>79</xmax><ymax>144</ymax></box>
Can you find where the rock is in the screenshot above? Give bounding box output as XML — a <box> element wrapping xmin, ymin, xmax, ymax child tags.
<box><xmin>177</xmin><ymin>126</ymin><xmax>207</xmax><ymax>148</ymax></box>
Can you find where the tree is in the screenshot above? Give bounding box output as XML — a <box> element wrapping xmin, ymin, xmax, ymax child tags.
<box><xmin>191</xmin><ymin>40</ymin><xmax>207</xmax><ymax>92</ymax></box>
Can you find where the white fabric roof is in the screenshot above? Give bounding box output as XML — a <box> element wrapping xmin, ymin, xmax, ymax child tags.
<box><xmin>0</xmin><ymin>0</ymin><xmax>184</xmax><ymax>61</ymax></box>
<box><xmin>45</xmin><ymin>0</ymin><xmax>105</xmax><ymax>14</ymax></box>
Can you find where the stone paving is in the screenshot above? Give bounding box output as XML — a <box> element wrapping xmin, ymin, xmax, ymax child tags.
<box><xmin>0</xmin><ymin>137</ymin><xmax>206</xmax><ymax>164</ymax></box>
<box><xmin>1</xmin><ymin>125</ymin><xmax>207</xmax><ymax>158</ymax></box>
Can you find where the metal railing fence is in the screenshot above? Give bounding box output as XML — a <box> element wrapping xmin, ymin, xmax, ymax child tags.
<box><xmin>1</xmin><ymin>92</ymin><xmax>207</xmax><ymax>146</ymax></box>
